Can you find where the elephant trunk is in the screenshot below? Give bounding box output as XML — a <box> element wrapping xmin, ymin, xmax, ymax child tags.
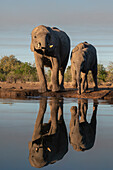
<box><xmin>34</xmin><ymin>34</ymin><xmax>47</xmax><ymax>53</ymax></box>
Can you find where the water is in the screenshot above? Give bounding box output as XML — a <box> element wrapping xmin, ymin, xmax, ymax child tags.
<box><xmin>0</xmin><ymin>97</ymin><xmax>113</xmax><ymax>170</ymax></box>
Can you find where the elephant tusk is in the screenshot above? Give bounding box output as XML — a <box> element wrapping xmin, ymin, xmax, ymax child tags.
<box><xmin>47</xmin><ymin>147</ymin><xmax>51</xmax><ymax>152</ymax></box>
<box><xmin>49</xmin><ymin>45</ymin><xmax>53</xmax><ymax>48</ymax></box>
<box><xmin>38</xmin><ymin>43</ymin><xmax>41</xmax><ymax>48</ymax></box>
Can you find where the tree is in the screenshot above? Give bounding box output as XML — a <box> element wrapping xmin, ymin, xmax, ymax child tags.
<box><xmin>0</xmin><ymin>55</ymin><xmax>21</xmax><ymax>74</ymax></box>
<box><xmin>97</xmin><ymin>64</ymin><xmax>107</xmax><ymax>82</ymax></box>
<box><xmin>0</xmin><ymin>73</ymin><xmax>6</xmax><ymax>81</ymax></box>
<box><xmin>64</xmin><ymin>66</ymin><xmax>72</xmax><ymax>82</ymax></box>
<box><xmin>106</xmin><ymin>62</ymin><xmax>113</xmax><ymax>82</ymax></box>
<box><xmin>0</xmin><ymin>55</ymin><xmax>38</xmax><ymax>82</ymax></box>
<box><xmin>46</xmin><ymin>69</ymin><xmax>51</xmax><ymax>82</ymax></box>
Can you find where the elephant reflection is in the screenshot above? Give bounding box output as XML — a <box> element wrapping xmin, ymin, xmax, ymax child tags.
<box><xmin>69</xmin><ymin>99</ymin><xmax>98</xmax><ymax>151</ymax></box>
<box><xmin>28</xmin><ymin>97</ymin><xmax>68</xmax><ymax>168</ymax></box>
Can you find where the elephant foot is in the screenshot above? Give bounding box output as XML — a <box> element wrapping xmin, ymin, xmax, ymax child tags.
<box><xmin>60</xmin><ymin>85</ymin><xmax>65</xmax><ymax>91</ymax></box>
<box><xmin>72</xmin><ymin>82</ymin><xmax>77</xmax><ymax>88</ymax></box>
<box><xmin>86</xmin><ymin>85</ymin><xmax>88</xmax><ymax>90</ymax></box>
<box><xmin>39</xmin><ymin>87</ymin><xmax>48</xmax><ymax>93</ymax></box>
<box><xmin>78</xmin><ymin>91</ymin><xmax>81</xmax><ymax>95</ymax></box>
<box><xmin>94</xmin><ymin>86</ymin><xmax>98</xmax><ymax>91</ymax></box>
<box><xmin>48</xmin><ymin>84</ymin><xmax>61</xmax><ymax>92</ymax></box>
<box><xmin>78</xmin><ymin>90</ymin><xmax>86</xmax><ymax>94</ymax></box>
<box><xmin>48</xmin><ymin>83</ymin><xmax>52</xmax><ymax>90</ymax></box>
<box><xmin>81</xmin><ymin>89</ymin><xmax>86</xmax><ymax>94</ymax></box>
<box><xmin>52</xmin><ymin>85</ymin><xmax>60</xmax><ymax>92</ymax></box>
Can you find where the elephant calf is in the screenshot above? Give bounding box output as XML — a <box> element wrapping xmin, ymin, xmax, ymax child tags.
<box><xmin>71</xmin><ymin>42</ymin><xmax>98</xmax><ymax>94</ymax></box>
<box><xmin>69</xmin><ymin>99</ymin><xmax>98</xmax><ymax>151</ymax></box>
<box><xmin>31</xmin><ymin>25</ymin><xmax>70</xmax><ymax>92</ymax></box>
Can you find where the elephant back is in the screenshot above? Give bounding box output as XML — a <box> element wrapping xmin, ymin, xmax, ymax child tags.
<box><xmin>71</xmin><ymin>42</ymin><xmax>97</xmax><ymax>67</ymax></box>
<box><xmin>52</xmin><ymin>27</ymin><xmax>70</xmax><ymax>63</ymax></box>
<box><xmin>32</xmin><ymin>25</ymin><xmax>50</xmax><ymax>35</ymax></box>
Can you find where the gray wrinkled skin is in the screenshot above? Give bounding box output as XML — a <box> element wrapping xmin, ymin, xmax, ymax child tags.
<box><xmin>71</xmin><ymin>42</ymin><xmax>98</xmax><ymax>94</ymax></box>
<box><xmin>28</xmin><ymin>98</ymin><xmax>68</xmax><ymax>168</ymax></box>
<box><xmin>31</xmin><ymin>25</ymin><xmax>70</xmax><ymax>92</ymax></box>
<box><xmin>69</xmin><ymin>99</ymin><xmax>98</xmax><ymax>152</ymax></box>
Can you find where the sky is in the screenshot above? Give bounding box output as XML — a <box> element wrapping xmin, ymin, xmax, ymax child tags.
<box><xmin>0</xmin><ymin>0</ymin><xmax>113</xmax><ymax>67</ymax></box>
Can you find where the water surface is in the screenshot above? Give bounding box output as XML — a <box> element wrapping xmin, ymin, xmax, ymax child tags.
<box><xmin>0</xmin><ymin>97</ymin><xmax>113</xmax><ymax>170</ymax></box>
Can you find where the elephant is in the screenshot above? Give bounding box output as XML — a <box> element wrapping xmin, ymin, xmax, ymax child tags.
<box><xmin>30</xmin><ymin>25</ymin><xmax>70</xmax><ymax>92</ymax></box>
<box><xmin>71</xmin><ymin>41</ymin><xmax>98</xmax><ymax>94</ymax></box>
<box><xmin>28</xmin><ymin>97</ymin><xmax>68</xmax><ymax>168</ymax></box>
<box><xmin>69</xmin><ymin>99</ymin><xmax>98</xmax><ymax>152</ymax></box>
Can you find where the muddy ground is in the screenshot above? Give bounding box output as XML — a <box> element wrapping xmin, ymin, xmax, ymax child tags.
<box><xmin>0</xmin><ymin>82</ymin><xmax>113</xmax><ymax>100</ymax></box>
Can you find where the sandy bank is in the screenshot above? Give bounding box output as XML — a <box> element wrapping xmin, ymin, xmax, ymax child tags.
<box><xmin>0</xmin><ymin>82</ymin><xmax>113</xmax><ymax>100</ymax></box>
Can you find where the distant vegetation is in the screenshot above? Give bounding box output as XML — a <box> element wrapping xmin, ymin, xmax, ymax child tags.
<box><xmin>0</xmin><ymin>55</ymin><xmax>38</xmax><ymax>83</ymax></box>
<box><xmin>0</xmin><ymin>55</ymin><xmax>113</xmax><ymax>84</ymax></box>
<box><xmin>64</xmin><ymin>63</ymin><xmax>113</xmax><ymax>84</ymax></box>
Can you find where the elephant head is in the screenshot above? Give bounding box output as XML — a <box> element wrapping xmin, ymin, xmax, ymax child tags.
<box><xmin>31</xmin><ymin>25</ymin><xmax>54</xmax><ymax>55</ymax></box>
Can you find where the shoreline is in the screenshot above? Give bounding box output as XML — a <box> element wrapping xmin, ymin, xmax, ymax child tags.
<box><xmin>0</xmin><ymin>82</ymin><xmax>113</xmax><ymax>100</ymax></box>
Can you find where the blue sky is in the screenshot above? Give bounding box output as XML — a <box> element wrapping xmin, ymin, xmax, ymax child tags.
<box><xmin>0</xmin><ymin>0</ymin><xmax>113</xmax><ymax>67</ymax></box>
<box><xmin>1</xmin><ymin>0</ymin><xmax>113</xmax><ymax>27</ymax></box>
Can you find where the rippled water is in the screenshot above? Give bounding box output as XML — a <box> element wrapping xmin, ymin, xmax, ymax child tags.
<box><xmin>0</xmin><ymin>97</ymin><xmax>113</xmax><ymax>170</ymax></box>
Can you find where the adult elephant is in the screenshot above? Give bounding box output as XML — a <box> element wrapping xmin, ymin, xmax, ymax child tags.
<box><xmin>71</xmin><ymin>41</ymin><xmax>98</xmax><ymax>94</ymax></box>
<box><xmin>31</xmin><ymin>25</ymin><xmax>70</xmax><ymax>92</ymax></box>
<box><xmin>28</xmin><ymin>97</ymin><xmax>68</xmax><ymax>168</ymax></box>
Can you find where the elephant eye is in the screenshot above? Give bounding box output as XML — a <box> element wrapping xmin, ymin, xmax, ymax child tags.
<box><xmin>35</xmin><ymin>147</ymin><xmax>39</xmax><ymax>152</ymax></box>
<box><xmin>34</xmin><ymin>35</ymin><xmax>37</xmax><ymax>38</ymax></box>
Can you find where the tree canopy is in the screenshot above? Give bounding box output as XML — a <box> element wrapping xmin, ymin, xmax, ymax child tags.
<box><xmin>0</xmin><ymin>55</ymin><xmax>113</xmax><ymax>84</ymax></box>
<box><xmin>0</xmin><ymin>55</ymin><xmax>38</xmax><ymax>82</ymax></box>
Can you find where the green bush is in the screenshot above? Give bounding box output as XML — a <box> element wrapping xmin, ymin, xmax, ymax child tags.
<box><xmin>0</xmin><ymin>55</ymin><xmax>112</xmax><ymax>85</ymax></box>
<box><xmin>106</xmin><ymin>62</ymin><xmax>113</xmax><ymax>82</ymax></box>
<box><xmin>64</xmin><ymin>66</ymin><xmax>72</xmax><ymax>82</ymax></box>
<box><xmin>0</xmin><ymin>73</ymin><xmax>6</xmax><ymax>81</ymax></box>
<box><xmin>97</xmin><ymin>64</ymin><xmax>107</xmax><ymax>83</ymax></box>
<box><xmin>0</xmin><ymin>55</ymin><xmax>38</xmax><ymax>83</ymax></box>
<box><xmin>46</xmin><ymin>69</ymin><xmax>51</xmax><ymax>82</ymax></box>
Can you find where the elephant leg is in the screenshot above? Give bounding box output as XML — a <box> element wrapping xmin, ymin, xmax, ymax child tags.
<box><xmin>34</xmin><ymin>54</ymin><xmax>47</xmax><ymax>92</ymax></box>
<box><xmin>85</xmin><ymin>74</ymin><xmax>88</xmax><ymax>90</ymax></box>
<box><xmin>77</xmin><ymin>71</ymin><xmax>81</xmax><ymax>94</ymax></box>
<box><xmin>32</xmin><ymin>98</ymin><xmax>47</xmax><ymax>141</ymax></box>
<box><xmin>49</xmin><ymin>98</ymin><xmax>59</xmax><ymax>135</ymax></box>
<box><xmin>80</xmin><ymin>99</ymin><xmax>88</xmax><ymax>123</ymax></box>
<box><xmin>59</xmin><ymin>69</ymin><xmax>65</xmax><ymax>90</ymax></box>
<box><xmin>71</xmin><ymin>65</ymin><xmax>77</xmax><ymax>88</ymax></box>
<box><xmin>90</xmin><ymin>101</ymin><xmax>98</xmax><ymax>133</ymax></box>
<box><xmin>81</xmin><ymin>72</ymin><xmax>88</xmax><ymax>93</ymax></box>
<box><xmin>51</xmin><ymin>58</ymin><xmax>60</xmax><ymax>92</ymax></box>
<box><xmin>81</xmin><ymin>72</ymin><xmax>86</xmax><ymax>93</ymax></box>
<box><xmin>70</xmin><ymin>106</ymin><xmax>78</xmax><ymax>133</ymax></box>
<box><xmin>48</xmin><ymin>69</ymin><xmax>52</xmax><ymax>90</ymax></box>
<box><xmin>58</xmin><ymin>99</ymin><xmax>63</xmax><ymax>121</ymax></box>
<box><xmin>92</xmin><ymin>66</ymin><xmax>98</xmax><ymax>91</ymax></box>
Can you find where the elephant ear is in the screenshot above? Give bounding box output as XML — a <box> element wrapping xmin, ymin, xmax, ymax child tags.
<box><xmin>28</xmin><ymin>141</ymin><xmax>32</xmax><ymax>150</ymax></box>
<box><xmin>72</xmin><ymin>46</ymin><xmax>79</xmax><ymax>53</ymax></box>
<box><xmin>82</xmin><ymin>50</ymin><xmax>87</xmax><ymax>62</ymax></box>
<box><xmin>30</xmin><ymin>37</ymin><xmax>34</xmax><ymax>52</ymax></box>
